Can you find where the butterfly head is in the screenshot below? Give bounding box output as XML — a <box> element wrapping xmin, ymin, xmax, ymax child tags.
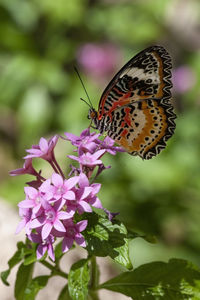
<box><xmin>88</xmin><ymin>108</ymin><xmax>98</xmax><ymax>128</ymax></box>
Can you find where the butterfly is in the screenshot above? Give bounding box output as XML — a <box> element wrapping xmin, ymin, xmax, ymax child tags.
<box><xmin>87</xmin><ymin>45</ymin><xmax>176</xmax><ymax>160</ymax></box>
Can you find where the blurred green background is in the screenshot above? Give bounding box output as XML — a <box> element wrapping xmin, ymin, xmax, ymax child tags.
<box><xmin>1</xmin><ymin>0</ymin><xmax>200</xmax><ymax>268</ymax></box>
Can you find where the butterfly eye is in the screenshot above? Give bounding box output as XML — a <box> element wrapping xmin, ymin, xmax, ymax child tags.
<box><xmin>88</xmin><ymin>109</ymin><xmax>96</xmax><ymax>120</ymax></box>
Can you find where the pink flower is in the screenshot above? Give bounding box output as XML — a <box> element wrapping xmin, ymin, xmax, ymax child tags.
<box><xmin>24</xmin><ymin>135</ymin><xmax>59</xmax><ymax>161</ymax></box>
<box><xmin>13</xmin><ymin>127</ymin><xmax>121</xmax><ymax>259</ymax></box>
<box><xmin>78</xmin><ymin>173</ymin><xmax>102</xmax><ymax>209</ymax></box>
<box><xmin>31</xmin><ymin>200</ymin><xmax>74</xmax><ymax>240</ymax></box>
<box><xmin>18</xmin><ymin>186</ymin><xmax>45</xmax><ymax>215</ymax></box>
<box><xmin>16</xmin><ymin>207</ymin><xmax>32</xmax><ymax>235</ymax></box>
<box><xmin>66</xmin><ymin>173</ymin><xmax>102</xmax><ymax>214</ymax></box>
<box><xmin>172</xmin><ymin>66</ymin><xmax>196</xmax><ymax>94</ymax></box>
<box><xmin>68</xmin><ymin>149</ymin><xmax>105</xmax><ymax>168</ymax></box>
<box><xmin>67</xmin><ymin>186</ymin><xmax>93</xmax><ymax>214</ymax></box>
<box><xmin>39</xmin><ymin>173</ymin><xmax>79</xmax><ymax>203</ymax></box>
<box><xmin>65</xmin><ymin>128</ymin><xmax>100</xmax><ymax>155</ymax></box>
<box><xmin>61</xmin><ymin>219</ymin><xmax>88</xmax><ymax>253</ymax></box>
<box><xmin>97</xmin><ymin>136</ymin><xmax>125</xmax><ymax>155</ymax></box>
<box><xmin>10</xmin><ymin>158</ymin><xmax>38</xmax><ymax>177</ymax></box>
<box><xmin>28</xmin><ymin>231</ymin><xmax>55</xmax><ymax>261</ymax></box>
<box><xmin>77</xmin><ymin>43</ymin><xmax>122</xmax><ymax>79</ymax></box>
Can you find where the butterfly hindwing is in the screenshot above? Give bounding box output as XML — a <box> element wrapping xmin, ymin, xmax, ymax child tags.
<box><xmin>107</xmin><ymin>98</ymin><xmax>175</xmax><ymax>159</ymax></box>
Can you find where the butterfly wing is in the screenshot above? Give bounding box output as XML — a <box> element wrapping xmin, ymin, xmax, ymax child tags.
<box><xmin>97</xmin><ymin>45</ymin><xmax>176</xmax><ymax>159</ymax></box>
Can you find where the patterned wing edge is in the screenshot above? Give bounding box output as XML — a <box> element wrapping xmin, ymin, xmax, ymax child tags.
<box><xmin>143</xmin><ymin>46</ymin><xmax>176</xmax><ymax>159</ymax></box>
<box><xmin>98</xmin><ymin>45</ymin><xmax>166</xmax><ymax>110</ymax></box>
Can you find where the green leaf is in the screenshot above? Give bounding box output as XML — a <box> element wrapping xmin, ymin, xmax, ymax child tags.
<box><xmin>58</xmin><ymin>285</ymin><xmax>72</xmax><ymax>300</ymax></box>
<box><xmin>23</xmin><ymin>251</ymin><xmax>37</xmax><ymax>266</ymax></box>
<box><xmin>83</xmin><ymin>212</ymin><xmax>132</xmax><ymax>270</ymax></box>
<box><xmin>127</xmin><ymin>228</ymin><xmax>157</xmax><ymax>244</ymax></box>
<box><xmin>24</xmin><ymin>276</ymin><xmax>49</xmax><ymax>300</ymax></box>
<box><xmin>1</xmin><ymin>242</ymin><xmax>26</xmax><ymax>285</ymax></box>
<box><xmin>23</xmin><ymin>243</ymin><xmax>37</xmax><ymax>265</ymax></box>
<box><xmin>68</xmin><ymin>259</ymin><xmax>90</xmax><ymax>300</ymax></box>
<box><xmin>15</xmin><ymin>262</ymin><xmax>34</xmax><ymax>300</ymax></box>
<box><xmin>99</xmin><ymin>259</ymin><xmax>200</xmax><ymax>299</ymax></box>
<box><xmin>1</xmin><ymin>270</ymin><xmax>10</xmax><ymax>286</ymax></box>
<box><xmin>55</xmin><ymin>241</ymin><xmax>65</xmax><ymax>262</ymax></box>
<box><xmin>10</xmin><ymin>242</ymin><xmax>25</xmax><ymax>267</ymax></box>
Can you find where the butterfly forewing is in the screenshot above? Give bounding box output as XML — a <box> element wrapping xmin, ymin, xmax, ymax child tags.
<box><xmin>94</xmin><ymin>45</ymin><xmax>176</xmax><ymax>159</ymax></box>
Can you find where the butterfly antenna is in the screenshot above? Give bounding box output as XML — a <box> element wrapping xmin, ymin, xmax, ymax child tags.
<box><xmin>74</xmin><ymin>66</ymin><xmax>93</xmax><ymax>108</ymax></box>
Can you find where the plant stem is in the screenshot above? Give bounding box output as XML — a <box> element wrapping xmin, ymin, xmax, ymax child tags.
<box><xmin>40</xmin><ymin>260</ymin><xmax>68</xmax><ymax>279</ymax></box>
<box><xmin>89</xmin><ymin>256</ymin><xmax>100</xmax><ymax>300</ymax></box>
<box><xmin>90</xmin><ymin>256</ymin><xmax>98</xmax><ymax>289</ymax></box>
<box><xmin>89</xmin><ymin>291</ymin><xmax>100</xmax><ymax>300</ymax></box>
<box><xmin>53</xmin><ymin>156</ymin><xmax>65</xmax><ymax>178</ymax></box>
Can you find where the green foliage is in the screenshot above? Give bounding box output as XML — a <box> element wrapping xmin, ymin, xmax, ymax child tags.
<box><xmin>82</xmin><ymin>212</ymin><xmax>132</xmax><ymax>269</ymax></box>
<box><xmin>15</xmin><ymin>263</ymin><xmax>34</xmax><ymax>300</ymax></box>
<box><xmin>3</xmin><ymin>236</ymin><xmax>200</xmax><ymax>299</ymax></box>
<box><xmin>1</xmin><ymin>242</ymin><xmax>27</xmax><ymax>285</ymax></box>
<box><xmin>68</xmin><ymin>259</ymin><xmax>90</xmax><ymax>300</ymax></box>
<box><xmin>58</xmin><ymin>285</ymin><xmax>71</xmax><ymax>300</ymax></box>
<box><xmin>100</xmin><ymin>259</ymin><xmax>200</xmax><ymax>299</ymax></box>
<box><xmin>24</xmin><ymin>276</ymin><xmax>49</xmax><ymax>300</ymax></box>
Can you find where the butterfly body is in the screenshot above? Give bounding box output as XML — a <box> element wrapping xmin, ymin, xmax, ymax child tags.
<box><xmin>88</xmin><ymin>45</ymin><xmax>176</xmax><ymax>160</ymax></box>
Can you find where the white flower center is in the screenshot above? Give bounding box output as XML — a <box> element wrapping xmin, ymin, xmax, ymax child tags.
<box><xmin>35</xmin><ymin>196</ymin><xmax>41</xmax><ymax>204</ymax></box>
<box><xmin>46</xmin><ymin>210</ymin><xmax>55</xmax><ymax>221</ymax></box>
<box><xmin>57</xmin><ymin>186</ymin><xmax>65</xmax><ymax>195</ymax></box>
<box><xmin>84</xmin><ymin>157</ymin><xmax>92</xmax><ymax>163</ymax></box>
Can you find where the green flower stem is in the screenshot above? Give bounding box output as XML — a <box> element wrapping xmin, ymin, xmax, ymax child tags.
<box><xmin>89</xmin><ymin>290</ymin><xmax>100</xmax><ymax>300</ymax></box>
<box><xmin>89</xmin><ymin>256</ymin><xmax>100</xmax><ymax>300</ymax></box>
<box><xmin>40</xmin><ymin>260</ymin><xmax>68</xmax><ymax>279</ymax></box>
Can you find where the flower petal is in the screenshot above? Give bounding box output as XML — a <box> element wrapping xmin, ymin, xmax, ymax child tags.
<box><xmin>52</xmin><ymin>173</ymin><xmax>63</xmax><ymax>187</ymax></box>
<box><xmin>62</xmin><ymin>237</ymin><xmax>74</xmax><ymax>253</ymax></box>
<box><xmin>57</xmin><ymin>211</ymin><xmax>74</xmax><ymax>220</ymax></box>
<box><xmin>39</xmin><ymin>179</ymin><xmax>52</xmax><ymax>193</ymax></box>
<box><xmin>24</xmin><ymin>186</ymin><xmax>37</xmax><ymax>198</ymax></box>
<box><xmin>28</xmin><ymin>233</ymin><xmax>42</xmax><ymax>243</ymax></box>
<box><xmin>42</xmin><ymin>223</ymin><xmax>53</xmax><ymax>240</ymax></box>
<box><xmin>18</xmin><ymin>200</ymin><xmax>34</xmax><ymax>208</ymax></box>
<box><xmin>79</xmin><ymin>201</ymin><xmax>92</xmax><ymax>213</ymax></box>
<box><xmin>15</xmin><ymin>219</ymin><xmax>26</xmax><ymax>234</ymax></box>
<box><xmin>47</xmin><ymin>243</ymin><xmax>55</xmax><ymax>261</ymax></box>
<box><xmin>39</xmin><ymin>137</ymin><xmax>48</xmax><ymax>152</ymax></box>
<box><xmin>80</xmin><ymin>187</ymin><xmax>93</xmax><ymax>200</ymax></box>
<box><xmin>91</xmin><ymin>183</ymin><xmax>101</xmax><ymax>195</ymax></box>
<box><xmin>54</xmin><ymin>219</ymin><xmax>66</xmax><ymax>232</ymax></box>
<box><xmin>76</xmin><ymin>220</ymin><xmax>88</xmax><ymax>232</ymax></box>
<box><xmin>68</xmin><ymin>155</ymin><xmax>79</xmax><ymax>161</ymax></box>
<box><xmin>64</xmin><ymin>132</ymin><xmax>79</xmax><ymax>142</ymax></box>
<box><xmin>92</xmin><ymin>149</ymin><xmax>106</xmax><ymax>160</ymax></box>
<box><xmin>63</xmin><ymin>190</ymin><xmax>75</xmax><ymax>200</ymax></box>
<box><xmin>89</xmin><ymin>197</ymin><xmax>103</xmax><ymax>209</ymax></box>
<box><xmin>31</xmin><ymin>216</ymin><xmax>45</xmax><ymax>228</ymax></box>
<box><xmin>37</xmin><ymin>244</ymin><xmax>47</xmax><ymax>259</ymax></box>
<box><xmin>78</xmin><ymin>173</ymin><xmax>89</xmax><ymax>188</ymax></box>
<box><xmin>75</xmin><ymin>233</ymin><xmax>86</xmax><ymax>247</ymax></box>
<box><xmin>64</xmin><ymin>176</ymin><xmax>79</xmax><ymax>190</ymax></box>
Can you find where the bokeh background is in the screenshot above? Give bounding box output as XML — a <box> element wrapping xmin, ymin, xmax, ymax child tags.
<box><xmin>1</xmin><ymin>0</ymin><xmax>200</xmax><ymax>284</ymax></box>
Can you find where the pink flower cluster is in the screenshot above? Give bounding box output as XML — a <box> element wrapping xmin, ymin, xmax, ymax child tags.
<box><xmin>10</xmin><ymin>129</ymin><xmax>124</xmax><ymax>261</ymax></box>
<box><xmin>77</xmin><ymin>43</ymin><xmax>122</xmax><ymax>79</ymax></box>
